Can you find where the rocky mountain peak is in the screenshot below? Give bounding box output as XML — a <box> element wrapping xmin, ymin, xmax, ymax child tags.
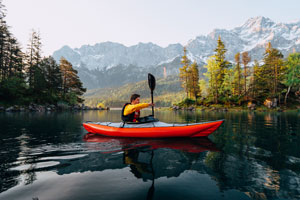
<box><xmin>241</xmin><ymin>16</ymin><xmax>275</xmax><ymax>31</ymax></box>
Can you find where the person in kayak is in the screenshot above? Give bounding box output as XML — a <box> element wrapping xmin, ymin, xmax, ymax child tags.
<box><xmin>121</xmin><ymin>94</ymin><xmax>154</xmax><ymax>123</ymax></box>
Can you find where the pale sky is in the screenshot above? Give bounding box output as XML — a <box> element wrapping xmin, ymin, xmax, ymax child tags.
<box><xmin>3</xmin><ymin>0</ymin><xmax>300</xmax><ymax>56</ymax></box>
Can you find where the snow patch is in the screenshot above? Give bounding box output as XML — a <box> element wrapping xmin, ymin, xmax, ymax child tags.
<box><xmin>187</xmin><ymin>52</ymin><xmax>197</xmax><ymax>62</ymax></box>
<box><xmin>158</xmin><ymin>56</ymin><xmax>178</xmax><ymax>65</ymax></box>
<box><xmin>92</xmin><ymin>55</ymin><xmax>104</xmax><ymax>59</ymax></box>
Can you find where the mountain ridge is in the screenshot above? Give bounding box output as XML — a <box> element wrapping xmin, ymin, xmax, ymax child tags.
<box><xmin>53</xmin><ymin>16</ymin><xmax>300</xmax><ymax>89</ymax></box>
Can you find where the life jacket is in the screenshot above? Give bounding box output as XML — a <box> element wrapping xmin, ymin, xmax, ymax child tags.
<box><xmin>121</xmin><ymin>103</ymin><xmax>140</xmax><ymax>122</ymax></box>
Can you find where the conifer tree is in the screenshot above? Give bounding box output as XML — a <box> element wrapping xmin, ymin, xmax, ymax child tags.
<box><xmin>213</xmin><ymin>36</ymin><xmax>229</xmax><ymax>103</ymax></box>
<box><xmin>40</xmin><ymin>56</ymin><xmax>62</xmax><ymax>103</ymax></box>
<box><xmin>242</xmin><ymin>51</ymin><xmax>251</xmax><ymax>96</ymax></box>
<box><xmin>0</xmin><ymin>0</ymin><xmax>5</xmax><ymax>19</ymax></box>
<box><xmin>262</xmin><ymin>42</ymin><xmax>284</xmax><ymax>102</ymax></box>
<box><xmin>0</xmin><ymin>1</ymin><xmax>8</xmax><ymax>80</ymax></box>
<box><xmin>179</xmin><ymin>47</ymin><xmax>190</xmax><ymax>98</ymax></box>
<box><xmin>234</xmin><ymin>52</ymin><xmax>242</xmax><ymax>96</ymax></box>
<box><xmin>251</xmin><ymin>60</ymin><xmax>260</xmax><ymax>100</ymax></box>
<box><xmin>0</xmin><ymin>0</ymin><xmax>26</xmax><ymax>104</ymax></box>
<box><xmin>32</xmin><ymin>65</ymin><xmax>47</xmax><ymax>103</ymax></box>
<box><xmin>7</xmin><ymin>37</ymin><xmax>24</xmax><ymax>78</ymax></box>
<box><xmin>188</xmin><ymin>61</ymin><xmax>201</xmax><ymax>100</ymax></box>
<box><xmin>25</xmin><ymin>30</ymin><xmax>42</xmax><ymax>88</ymax></box>
<box><xmin>0</xmin><ymin>2</ymin><xmax>23</xmax><ymax>80</ymax></box>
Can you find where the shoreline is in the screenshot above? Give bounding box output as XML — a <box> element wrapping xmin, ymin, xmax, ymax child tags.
<box><xmin>0</xmin><ymin>104</ymin><xmax>109</xmax><ymax>113</ymax></box>
<box><xmin>168</xmin><ymin>105</ymin><xmax>300</xmax><ymax>112</ymax></box>
<box><xmin>1</xmin><ymin>104</ymin><xmax>299</xmax><ymax>113</ymax></box>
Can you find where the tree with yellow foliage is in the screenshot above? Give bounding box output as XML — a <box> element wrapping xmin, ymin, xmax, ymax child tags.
<box><xmin>59</xmin><ymin>57</ymin><xmax>86</xmax><ymax>104</ymax></box>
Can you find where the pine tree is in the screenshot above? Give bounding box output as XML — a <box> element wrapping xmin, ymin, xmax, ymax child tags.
<box><xmin>25</xmin><ymin>30</ymin><xmax>42</xmax><ymax>88</ymax></box>
<box><xmin>40</xmin><ymin>56</ymin><xmax>62</xmax><ymax>104</ymax></box>
<box><xmin>0</xmin><ymin>0</ymin><xmax>26</xmax><ymax>104</ymax></box>
<box><xmin>251</xmin><ymin>60</ymin><xmax>260</xmax><ymax>100</ymax></box>
<box><xmin>179</xmin><ymin>47</ymin><xmax>190</xmax><ymax>98</ymax></box>
<box><xmin>32</xmin><ymin>65</ymin><xmax>47</xmax><ymax>103</ymax></box>
<box><xmin>242</xmin><ymin>51</ymin><xmax>251</xmax><ymax>97</ymax></box>
<box><xmin>0</xmin><ymin>1</ymin><xmax>8</xmax><ymax>80</ymax></box>
<box><xmin>262</xmin><ymin>42</ymin><xmax>284</xmax><ymax>102</ymax></box>
<box><xmin>213</xmin><ymin>36</ymin><xmax>229</xmax><ymax>103</ymax></box>
<box><xmin>234</xmin><ymin>52</ymin><xmax>242</xmax><ymax>96</ymax></box>
<box><xmin>188</xmin><ymin>61</ymin><xmax>201</xmax><ymax>100</ymax></box>
<box><xmin>0</xmin><ymin>0</ymin><xmax>23</xmax><ymax>80</ymax></box>
<box><xmin>7</xmin><ymin>37</ymin><xmax>24</xmax><ymax>78</ymax></box>
<box><xmin>0</xmin><ymin>0</ymin><xmax>5</xmax><ymax>19</ymax></box>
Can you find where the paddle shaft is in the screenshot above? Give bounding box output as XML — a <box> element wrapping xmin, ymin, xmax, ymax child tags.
<box><xmin>151</xmin><ymin>91</ymin><xmax>154</xmax><ymax>116</ymax></box>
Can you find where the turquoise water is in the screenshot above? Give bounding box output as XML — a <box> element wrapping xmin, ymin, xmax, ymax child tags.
<box><xmin>0</xmin><ymin>110</ymin><xmax>299</xmax><ymax>200</ymax></box>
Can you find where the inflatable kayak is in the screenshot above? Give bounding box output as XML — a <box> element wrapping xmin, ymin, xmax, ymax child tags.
<box><xmin>83</xmin><ymin>133</ymin><xmax>220</xmax><ymax>153</ymax></box>
<box><xmin>83</xmin><ymin>120</ymin><xmax>224</xmax><ymax>138</ymax></box>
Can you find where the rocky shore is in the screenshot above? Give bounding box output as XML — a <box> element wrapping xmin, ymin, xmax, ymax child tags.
<box><xmin>170</xmin><ymin>103</ymin><xmax>298</xmax><ymax>112</ymax></box>
<box><xmin>170</xmin><ymin>97</ymin><xmax>300</xmax><ymax>112</ymax></box>
<box><xmin>0</xmin><ymin>104</ymin><xmax>110</xmax><ymax>112</ymax></box>
<box><xmin>171</xmin><ymin>105</ymin><xmax>229</xmax><ymax>112</ymax></box>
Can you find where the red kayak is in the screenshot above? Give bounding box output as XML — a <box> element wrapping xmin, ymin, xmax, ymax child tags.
<box><xmin>83</xmin><ymin>120</ymin><xmax>224</xmax><ymax>138</ymax></box>
<box><xmin>83</xmin><ymin>133</ymin><xmax>220</xmax><ymax>153</ymax></box>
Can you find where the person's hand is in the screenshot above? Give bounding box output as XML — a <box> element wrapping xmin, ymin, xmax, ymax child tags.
<box><xmin>148</xmin><ymin>103</ymin><xmax>155</xmax><ymax>107</ymax></box>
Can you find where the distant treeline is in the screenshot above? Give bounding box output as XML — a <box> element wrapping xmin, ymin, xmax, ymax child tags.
<box><xmin>0</xmin><ymin>1</ymin><xmax>85</xmax><ymax>106</ymax></box>
<box><xmin>180</xmin><ymin>36</ymin><xmax>300</xmax><ymax>106</ymax></box>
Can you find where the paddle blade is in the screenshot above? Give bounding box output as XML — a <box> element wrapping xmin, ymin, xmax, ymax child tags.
<box><xmin>148</xmin><ymin>73</ymin><xmax>156</xmax><ymax>91</ymax></box>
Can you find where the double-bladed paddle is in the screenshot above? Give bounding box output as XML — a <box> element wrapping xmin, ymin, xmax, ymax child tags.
<box><xmin>148</xmin><ymin>73</ymin><xmax>156</xmax><ymax>116</ymax></box>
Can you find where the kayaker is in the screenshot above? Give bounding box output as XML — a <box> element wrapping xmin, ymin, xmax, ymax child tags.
<box><xmin>121</xmin><ymin>94</ymin><xmax>154</xmax><ymax>122</ymax></box>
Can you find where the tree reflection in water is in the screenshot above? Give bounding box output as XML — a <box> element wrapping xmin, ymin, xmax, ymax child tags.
<box><xmin>124</xmin><ymin>149</ymin><xmax>155</xmax><ymax>200</ymax></box>
<box><xmin>84</xmin><ymin>133</ymin><xmax>220</xmax><ymax>200</ymax></box>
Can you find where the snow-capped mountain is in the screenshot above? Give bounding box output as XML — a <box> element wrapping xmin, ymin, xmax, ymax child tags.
<box><xmin>53</xmin><ymin>16</ymin><xmax>300</xmax><ymax>89</ymax></box>
<box><xmin>53</xmin><ymin>42</ymin><xmax>183</xmax><ymax>70</ymax></box>
<box><xmin>186</xmin><ymin>16</ymin><xmax>300</xmax><ymax>63</ymax></box>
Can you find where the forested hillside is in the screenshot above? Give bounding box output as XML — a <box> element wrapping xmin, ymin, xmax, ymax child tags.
<box><xmin>84</xmin><ymin>75</ymin><xmax>184</xmax><ymax>107</ymax></box>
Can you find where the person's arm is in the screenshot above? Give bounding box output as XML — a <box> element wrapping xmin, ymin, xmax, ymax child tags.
<box><xmin>123</xmin><ymin>103</ymin><xmax>150</xmax><ymax>116</ymax></box>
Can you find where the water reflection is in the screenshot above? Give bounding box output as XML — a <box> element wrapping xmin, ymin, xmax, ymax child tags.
<box><xmin>83</xmin><ymin>133</ymin><xmax>220</xmax><ymax>153</ymax></box>
<box><xmin>83</xmin><ymin>134</ymin><xmax>220</xmax><ymax>200</ymax></box>
<box><xmin>0</xmin><ymin>111</ymin><xmax>300</xmax><ymax>200</ymax></box>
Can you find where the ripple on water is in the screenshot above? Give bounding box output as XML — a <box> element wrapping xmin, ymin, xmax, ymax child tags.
<box><xmin>9</xmin><ymin>161</ymin><xmax>60</xmax><ymax>171</ymax></box>
<box><xmin>39</xmin><ymin>154</ymin><xmax>88</xmax><ymax>160</ymax></box>
<box><xmin>7</xmin><ymin>142</ymin><xmax>90</xmax><ymax>174</ymax></box>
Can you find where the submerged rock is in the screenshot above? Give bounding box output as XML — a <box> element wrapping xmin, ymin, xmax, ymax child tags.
<box><xmin>172</xmin><ymin>106</ymin><xmax>180</xmax><ymax>111</ymax></box>
<box><xmin>187</xmin><ymin>106</ymin><xmax>195</xmax><ymax>111</ymax></box>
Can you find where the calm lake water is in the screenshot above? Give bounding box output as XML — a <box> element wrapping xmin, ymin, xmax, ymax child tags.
<box><xmin>0</xmin><ymin>110</ymin><xmax>299</xmax><ymax>200</ymax></box>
